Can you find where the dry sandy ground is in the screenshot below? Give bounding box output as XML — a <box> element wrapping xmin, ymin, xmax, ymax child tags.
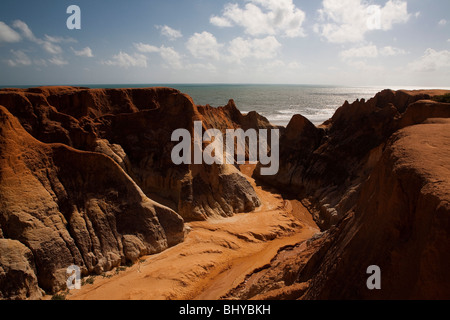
<box><xmin>65</xmin><ymin>165</ymin><xmax>319</xmax><ymax>300</ymax></box>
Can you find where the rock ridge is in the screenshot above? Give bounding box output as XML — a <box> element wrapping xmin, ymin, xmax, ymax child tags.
<box><xmin>0</xmin><ymin>86</ymin><xmax>271</xmax><ymax>298</ymax></box>
<box><xmin>241</xmin><ymin>89</ymin><xmax>450</xmax><ymax>300</ymax></box>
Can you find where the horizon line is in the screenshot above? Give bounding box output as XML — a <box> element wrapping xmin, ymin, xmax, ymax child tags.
<box><xmin>2</xmin><ymin>83</ymin><xmax>450</xmax><ymax>90</ymax></box>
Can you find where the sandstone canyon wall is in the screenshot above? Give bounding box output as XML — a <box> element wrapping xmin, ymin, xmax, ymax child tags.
<box><xmin>1</xmin><ymin>87</ymin><xmax>449</xmax><ymax>300</ymax></box>
<box><xmin>0</xmin><ymin>87</ymin><xmax>268</xmax><ymax>298</ymax></box>
<box><xmin>255</xmin><ymin>89</ymin><xmax>450</xmax><ymax>229</ymax></box>
<box><xmin>245</xmin><ymin>90</ymin><xmax>450</xmax><ymax>300</ymax></box>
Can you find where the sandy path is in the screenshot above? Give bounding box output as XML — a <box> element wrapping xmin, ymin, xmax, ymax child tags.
<box><xmin>67</xmin><ymin>165</ymin><xmax>319</xmax><ymax>300</ymax></box>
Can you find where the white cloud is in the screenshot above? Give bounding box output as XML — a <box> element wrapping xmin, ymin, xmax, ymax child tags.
<box><xmin>257</xmin><ymin>59</ymin><xmax>285</xmax><ymax>71</ymax></box>
<box><xmin>134</xmin><ymin>42</ymin><xmax>160</xmax><ymax>53</ymax></box>
<box><xmin>341</xmin><ymin>44</ymin><xmax>407</xmax><ymax>61</ymax></box>
<box><xmin>227</xmin><ymin>37</ymin><xmax>252</xmax><ymax>62</ymax></box>
<box><xmin>134</xmin><ymin>43</ymin><xmax>184</xmax><ymax>69</ymax></box>
<box><xmin>340</xmin><ymin>44</ymin><xmax>378</xmax><ymax>60</ymax></box>
<box><xmin>185</xmin><ymin>31</ymin><xmax>282</xmax><ymax>65</ymax></box>
<box><xmin>438</xmin><ymin>19</ymin><xmax>447</xmax><ymax>26</ymax></box>
<box><xmin>346</xmin><ymin>60</ymin><xmax>384</xmax><ymax>72</ymax></box>
<box><xmin>6</xmin><ymin>50</ymin><xmax>32</xmax><ymax>67</ymax></box>
<box><xmin>0</xmin><ymin>21</ymin><xmax>22</xmax><ymax>42</ymax></box>
<box><xmin>184</xmin><ymin>30</ymin><xmax>281</xmax><ymax>64</ymax></box>
<box><xmin>210</xmin><ymin>16</ymin><xmax>233</xmax><ymax>27</ymax></box>
<box><xmin>211</xmin><ymin>0</ymin><xmax>306</xmax><ymax>38</ymax></box>
<box><xmin>12</xmin><ymin>20</ymin><xmax>36</xmax><ymax>41</ymax></box>
<box><xmin>102</xmin><ymin>52</ymin><xmax>147</xmax><ymax>68</ymax></box>
<box><xmin>136</xmin><ymin>31</ymin><xmax>282</xmax><ymax>70</ymax></box>
<box><xmin>288</xmin><ymin>61</ymin><xmax>302</xmax><ymax>69</ymax></box>
<box><xmin>33</xmin><ymin>59</ymin><xmax>48</xmax><ymax>67</ymax></box>
<box><xmin>12</xmin><ymin>20</ymin><xmax>71</xmax><ymax>58</ymax></box>
<box><xmin>408</xmin><ymin>48</ymin><xmax>450</xmax><ymax>72</ymax></box>
<box><xmin>42</xmin><ymin>41</ymin><xmax>63</xmax><ymax>55</ymax></box>
<box><xmin>186</xmin><ymin>31</ymin><xmax>223</xmax><ymax>60</ymax></box>
<box><xmin>315</xmin><ymin>0</ymin><xmax>410</xmax><ymax>43</ymax></box>
<box><xmin>2</xmin><ymin>20</ymin><xmax>86</xmax><ymax>69</ymax></box>
<box><xmin>156</xmin><ymin>25</ymin><xmax>182</xmax><ymax>41</ymax></box>
<box><xmin>159</xmin><ymin>46</ymin><xmax>183</xmax><ymax>69</ymax></box>
<box><xmin>379</xmin><ymin>0</ymin><xmax>410</xmax><ymax>30</ymax></box>
<box><xmin>185</xmin><ymin>62</ymin><xmax>218</xmax><ymax>72</ymax></box>
<box><xmin>72</xmin><ymin>47</ymin><xmax>94</xmax><ymax>57</ymax></box>
<box><xmin>379</xmin><ymin>46</ymin><xmax>407</xmax><ymax>56</ymax></box>
<box><xmin>251</xmin><ymin>36</ymin><xmax>282</xmax><ymax>59</ymax></box>
<box><xmin>44</xmin><ymin>35</ymin><xmax>77</xmax><ymax>44</ymax></box>
<box><xmin>6</xmin><ymin>50</ymin><xmax>53</xmax><ymax>68</ymax></box>
<box><xmin>228</xmin><ymin>36</ymin><xmax>281</xmax><ymax>62</ymax></box>
<box><xmin>254</xmin><ymin>59</ymin><xmax>302</xmax><ymax>73</ymax></box>
<box><xmin>48</xmin><ymin>56</ymin><xmax>68</xmax><ymax>66</ymax></box>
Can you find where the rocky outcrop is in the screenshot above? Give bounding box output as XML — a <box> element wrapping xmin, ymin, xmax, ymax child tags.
<box><xmin>0</xmin><ymin>105</ymin><xmax>184</xmax><ymax>294</ymax></box>
<box><xmin>255</xmin><ymin>89</ymin><xmax>450</xmax><ymax>229</ymax></box>
<box><xmin>0</xmin><ymin>86</ymin><xmax>267</xmax><ymax>298</ymax></box>
<box><xmin>197</xmin><ymin>99</ymin><xmax>278</xmax><ymax>132</ymax></box>
<box><xmin>0</xmin><ymin>239</ymin><xmax>43</xmax><ymax>300</ymax></box>
<box><xmin>92</xmin><ymin>97</ymin><xmax>263</xmax><ymax>221</ymax></box>
<box><xmin>0</xmin><ymin>87</ymin><xmax>262</xmax><ymax>222</ymax></box>
<box><xmin>300</xmin><ymin>118</ymin><xmax>450</xmax><ymax>299</ymax></box>
<box><xmin>239</xmin><ymin>89</ymin><xmax>450</xmax><ymax>300</ymax></box>
<box><xmin>4</xmin><ymin>85</ymin><xmax>448</xmax><ymax>300</ymax></box>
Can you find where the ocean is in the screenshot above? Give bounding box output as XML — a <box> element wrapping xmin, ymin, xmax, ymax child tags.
<box><xmin>166</xmin><ymin>84</ymin><xmax>382</xmax><ymax>126</ymax></box>
<box><xmin>88</xmin><ymin>84</ymin><xmax>384</xmax><ymax>126</ymax></box>
<box><xmin>2</xmin><ymin>84</ymin><xmax>440</xmax><ymax>126</ymax></box>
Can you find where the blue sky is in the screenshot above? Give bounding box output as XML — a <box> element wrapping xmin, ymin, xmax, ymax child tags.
<box><xmin>0</xmin><ymin>0</ymin><xmax>449</xmax><ymax>86</ymax></box>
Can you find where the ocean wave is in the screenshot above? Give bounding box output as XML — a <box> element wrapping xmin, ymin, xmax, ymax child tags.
<box><xmin>264</xmin><ymin>106</ymin><xmax>338</xmax><ymax>125</ymax></box>
<box><xmin>276</xmin><ymin>109</ymin><xmax>298</xmax><ymax>115</ymax></box>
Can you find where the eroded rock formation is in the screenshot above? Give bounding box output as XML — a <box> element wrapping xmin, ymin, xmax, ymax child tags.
<box><xmin>0</xmin><ymin>105</ymin><xmax>183</xmax><ymax>294</ymax></box>
<box><xmin>242</xmin><ymin>89</ymin><xmax>450</xmax><ymax>300</ymax></box>
<box><xmin>0</xmin><ymin>239</ymin><xmax>43</xmax><ymax>300</ymax></box>
<box><xmin>255</xmin><ymin>89</ymin><xmax>450</xmax><ymax>229</ymax></box>
<box><xmin>2</xmin><ymin>86</ymin><xmax>449</xmax><ymax>300</ymax></box>
<box><xmin>0</xmin><ymin>86</ymin><xmax>267</xmax><ymax>298</ymax></box>
<box><xmin>0</xmin><ymin>87</ymin><xmax>264</xmax><ymax>223</ymax></box>
<box><xmin>301</xmin><ymin>118</ymin><xmax>450</xmax><ymax>299</ymax></box>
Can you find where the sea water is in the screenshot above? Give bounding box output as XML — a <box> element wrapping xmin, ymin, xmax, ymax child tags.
<box><xmin>86</xmin><ymin>84</ymin><xmax>384</xmax><ymax>126</ymax></box>
<box><xmin>2</xmin><ymin>84</ymin><xmax>433</xmax><ymax>126</ymax></box>
<box><xmin>168</xmin><ymin>84</ymin><xmax>382</xmax><ymax>126</ymax></box>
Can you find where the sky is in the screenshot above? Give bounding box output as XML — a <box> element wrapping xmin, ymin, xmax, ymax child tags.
<box><xmin>0</xmin><ymin>0</ymin><xmax>449</xmax><ymax>86</ymax></box>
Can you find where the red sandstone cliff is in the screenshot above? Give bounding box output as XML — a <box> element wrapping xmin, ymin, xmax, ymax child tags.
<box><xmin>0</xmin><ymin>105</ymin><xmax>184</xmax><ymax>296</ymax></box>
<box><xmin>2</xmin><ymin>86</ymin><xmax>449</xmax><ymax>300</ymax></box>
<box><xmin>0</xmin><ymin>87</ymin><xmax>264</xmax><ymax>222</ymax></box>
<box><xmin>0</xmin><ymin>86</ymin><xmax>269</xmax><ymax>298</ymax></box>
<box><xmin>255</xmin><ymin>89</ymin><xmax>450</xmax><ymax>229</ymax></box>
<box><xmin>238</xmin><ymin>89</ymin><xmax>450</xmax><ymax>300</ymax></box>
<box><xmin>300</xmin><ymin>118</ymin><xmax>450</xmax><ymax>299</ymax></box>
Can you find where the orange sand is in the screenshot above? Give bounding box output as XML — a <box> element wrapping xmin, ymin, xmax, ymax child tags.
<box><xmin>66</xmin><ymin>165</ymin><xmax>319</xmax><ymax>300</ymax></box>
